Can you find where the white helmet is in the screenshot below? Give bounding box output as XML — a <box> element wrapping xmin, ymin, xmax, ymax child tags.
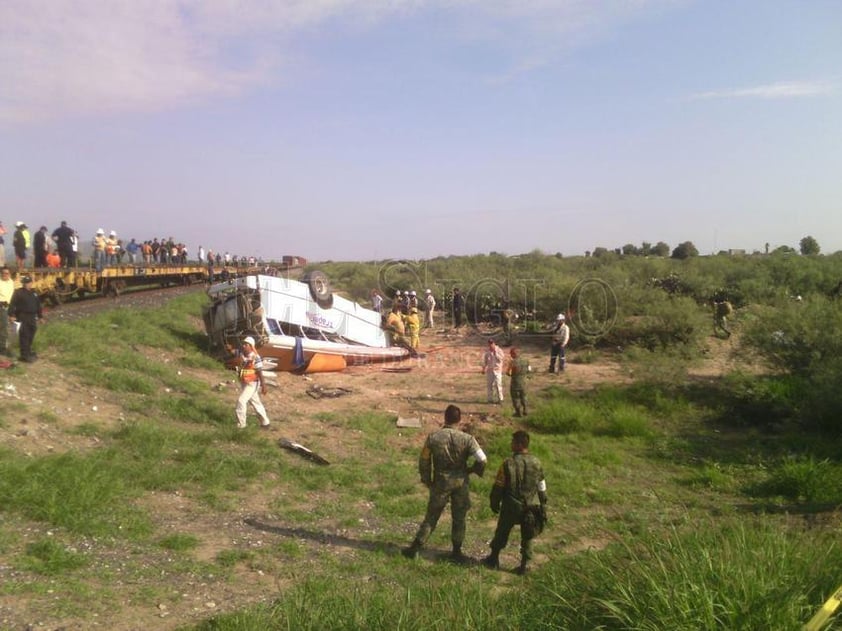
<box><xmin>410</xmin><ymin>290</ymin><xmax>417</xmax><ymax>296</ymax></box>
<box><xmin>557</xmin><ymin>313</ymin><xmax>566</xmax><ymax>321</ymax></box>
<box><xmin>425</xmin><ymin>288</ymin><xmax>432</xmax><ymax>294</ymax></box>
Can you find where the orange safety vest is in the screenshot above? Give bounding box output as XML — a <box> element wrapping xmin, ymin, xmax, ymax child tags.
<box><xmin>239</xmin><ymin>356</ymin><xmax>259</xmax><ymax>383</ymax></box>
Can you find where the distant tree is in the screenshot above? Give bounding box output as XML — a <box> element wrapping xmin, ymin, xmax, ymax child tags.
<box><xmin>671</xmin><ymin>241</ymin><xmax>699</xmax><ymax>260</ymax></box>
<box><xmin>622</xmin><ymin>243</ymin><xmax>639</xmax><ymax>256</ymax></box>
<box><xmin>800</xmin><ymin>236</ymin><xmax>820</xmax><ymax>256</ymax></box>
<box><xmin>592</xmin><ymin>247</ymin><xmax>610</xmax><ymax>258</ymax></box>
<box><xmin>584</xmin><ymin>250</ymin><xmax>591</xmax><ymax>257</ymax></box>
<box><xmin>652</xmin><ymin>241</ymin><xmax>670</xmax><ymax>257</ymax></box>
<box><xmin>773</xmin><ymin>245</ymin><xmax>796</xmax><ymax>255</ymax></box>
<box><xmin>641</xmin><ymin>242</ymin><xmax>652</xmax><ymax>256</ymax></box>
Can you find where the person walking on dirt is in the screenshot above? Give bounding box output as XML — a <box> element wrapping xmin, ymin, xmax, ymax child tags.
<box><xmin>549</xmin><ymin>313</ymin><xmax>570</xmax><ymax>373</ymax></box>
<box><xmin>452</xmin><ymin>288</ymin><xmax>465</xmax><ymax>328</ymax></box>
<box><xmin>9</xmin><ymin>275</ymin><xmax>43</xmax><ymax>362</ymax></box>
<box><xmin>482</xmin><ymin>338</ymin><xmax>505</xmax><ymax>404</ymax></box>
<box><xmin>482</xmin><ymin>430</ymin><xmax>548</xmax><ymax>575</ymax></box>
<box><xmin>713</xmin><ymin>299</ymin><xmax>733</xmax><ymax>338</ymax></box>
<box><xmin>235</xmin><ymin>336</ymin><xmax>271</xmax><ymax>430</ymax></box>
<box><xmin>424</xmin><ymin>289</ymin><xmax>436</xmax><ymax>329</ymax></box>
<box><xmin>507</xmin><ymin>347</ymin><xmax>530</xmax><ymax>417</ymax></box>
<box><xmin>402</xmin><ymin>404</ymin><xmax>487</xmax><ymax>563</ymax></box>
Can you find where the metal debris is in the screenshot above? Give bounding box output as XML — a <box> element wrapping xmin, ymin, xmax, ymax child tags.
<box><xmin>306</xmin><ymin>384</ymin><xmax>353</xmax><ymax>399</ymax></box>
<box><xmin>278</xmin><ymin>438</ymin><xmax>330</xmax><ymax>465</ymax></box>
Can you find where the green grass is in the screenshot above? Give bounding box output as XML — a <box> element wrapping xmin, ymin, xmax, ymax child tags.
<box><xmin>514</xmin><ymin>519</ymin><xmax>842</xmax><ymax>630</ymax></box>
<box><xmin>159</xmin><ymin>533</ymin><xmax>201</xmax><ymax>552</ymax></box>
<box><xmin>5</xmin><ymin>289</ymin><xmax>842</xmax><ymax>630</ymax></box>
<box><xmin>20</xmin><ymin>538</ymin><xmax>89</xmax><ymax>575</ymax></box>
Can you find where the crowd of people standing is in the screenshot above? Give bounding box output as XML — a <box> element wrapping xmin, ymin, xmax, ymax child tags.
<box><xmin>0</xmin><ymin>218</ymin><xmax>262</xmax><ymax>273</ymax></box>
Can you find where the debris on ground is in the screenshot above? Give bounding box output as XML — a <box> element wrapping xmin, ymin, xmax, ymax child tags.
<box><xmin>396</xmin><ymin>416</ymin><xmax>422</xmax><ymax>428</ymax></box>
<box><xmin>278</xmin><ymin>438</ymin><xmax>330</xmax><ymax>465</ymax></box>
<box><xmin>306</xmin><ymin>384</ymin><xmax>353</xmax><ymax>399</ymax></box>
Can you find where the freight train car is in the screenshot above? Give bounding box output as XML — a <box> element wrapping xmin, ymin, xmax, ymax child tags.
<box><xmin>17</xmin><ymin>264</ymin><xmax>226</xmax><ymax>304</ymax></box>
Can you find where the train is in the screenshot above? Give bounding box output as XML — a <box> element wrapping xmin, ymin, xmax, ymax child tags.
<box><xmin>12</xmin><ymin>264</ymin><xmax>258</xmax><ymax>305</ymax></box>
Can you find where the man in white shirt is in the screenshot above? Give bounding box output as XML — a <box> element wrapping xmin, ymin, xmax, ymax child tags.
<box><xmin>482</xmin><ymin>338</ymin><xmax>505</xmax><ymax>403</ymax></box>
<box><xmin>424</xmin><ymin>289</ymin><xmax>436</xmax><ymax>328</ymax></box>
<box><xmin>549</xmin><ymin>314</ymin><xmax>570</xmax><ymax>373</ymax></box>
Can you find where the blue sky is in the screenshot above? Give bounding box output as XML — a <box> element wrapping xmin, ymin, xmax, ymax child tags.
<box><xmin>1</xmin><ymin>0</ymin><xmax>840</xmax><ymax>262</ymax></box>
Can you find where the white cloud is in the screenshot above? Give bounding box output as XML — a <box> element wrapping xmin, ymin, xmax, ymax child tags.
<box><xmin>0</xmin><ymin>0</ymin><xmax>437</xmax><ymax>124</ymax></box>
<box><xmin>0</xmin><ymin>0</ymin><xmax>668</xmax><ymax>124</ymax></box>
<box><xmin>689</xmin><ymin>81</ymin><xmax>836</xmax><ymax>101</ymax></box>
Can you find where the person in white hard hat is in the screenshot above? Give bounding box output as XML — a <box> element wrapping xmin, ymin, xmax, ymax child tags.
<box><xmin>235</xmin><ymin>336</ymin><xmax>271</xmax><ymax>429</ymax></box>
<box><xmin>549</xmin><ymin>313</ymin><xmax>570</xmax><ymax>373</ymax></box>
<box><xmin>92</xmin><ymin>228</ymin><xmax>107</xmax><ymax>271</ymax></box>
<box><xmin>424</xmin><ymin>289</ymin><xmax>436</xmax><ymax>329</ymax></box>
<box><xmin>105</xmin><ymin>230</ymin><xmax>119</xmax><ymax>266</ymax></box>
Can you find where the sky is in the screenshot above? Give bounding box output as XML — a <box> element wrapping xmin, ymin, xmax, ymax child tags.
<box><xmin>1</xmin><ymin>0</ymin><xmax>840</xmax><ymax>262</ymax></box>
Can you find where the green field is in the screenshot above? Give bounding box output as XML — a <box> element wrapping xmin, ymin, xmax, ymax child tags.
<box><xmin>2</xmin><ymin>251</ymin><xmax>842</xmax><ymax>630</ymax></box>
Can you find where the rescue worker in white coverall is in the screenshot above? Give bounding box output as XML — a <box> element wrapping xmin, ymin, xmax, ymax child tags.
<box><xmin>236</xmin><ymin>336</ymin><xmax>271</xmax><ymax>429</ymax></box>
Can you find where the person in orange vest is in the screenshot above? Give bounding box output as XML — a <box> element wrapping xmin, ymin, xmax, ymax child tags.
<box><xmin>235</xmin><ymin>336</ymin><xmax>271</xmax><ymax>429</ymax></box>
<box><xmin>105</xmin><ymin>231</ymin><xmax>119</xmax><ymax>266</ymax></box>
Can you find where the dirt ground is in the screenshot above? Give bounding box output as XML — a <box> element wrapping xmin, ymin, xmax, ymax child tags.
<box><xmin>0</xmin><ymin>287</ymin><xmax>743</xmax><ymax>631</ymax></box>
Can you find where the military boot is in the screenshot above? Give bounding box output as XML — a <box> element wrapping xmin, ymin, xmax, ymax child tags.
<box><xmin>481</xmin><ymin>551</ymin><xmax>500</xmax><ymax>570</ymax></box>
<box><xmin>401</xmin><ymin>540</ymin><xmax>421</xmax><ymax>560</ymax></box>
<box><xmin>449</xmin><ymin>545</ymin><xmax>470</xmax><ymax>565</ymax></box>
<box><xmin>515</xmin><ymin>558</ymin><xmax>529</xmax><ymax>575</ymax></box>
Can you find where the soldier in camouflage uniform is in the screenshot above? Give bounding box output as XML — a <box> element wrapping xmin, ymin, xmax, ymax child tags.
<box><xmin>507</xmin><ymin>347</ymin><xmax>530</xmax><ymax>417</ymax></box>
<box><xmin>482</xmin><ymin>430</ymin><xmax>548</xmax><ymax>575</ymax></box>
<box><xmin>402</xmin><ymin>405</ymin><xmax>488</xmax><ymax>563</ymax></box>
<box><xmin>713</xmin><ymin>299</ymin><xmax>733</xmax><ymax>338</ymax></box>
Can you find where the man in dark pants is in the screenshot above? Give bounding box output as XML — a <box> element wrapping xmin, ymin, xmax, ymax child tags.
<box><xmin>9</xmin><ymin>275</ymin><xmax>43</xmax><ymax>362</ymax></box>
<box><xmin>402</xmin><ymin>404</ymin><xmax>487</xmax><ymax>563</ymax></box>
<box><xmin>549</xmin><ymin>313</ymin><xmax>570</xmax><ymax>373</ymax></box>
<box><xmin>452</xmin><ymin>288</ymin><xmax>464</xmax><ymax>328</ymax></box>
<box><xmin>507</xmin><ymin>347</ymin><xmax>530</xmax><ymax>417</ymax></box>
<box><xmin>33</xmin><ymin>226</ymin><xmax>49</xmax><ymax>268</ymax></box>
<box><xmin>482</xmin><ymin>430</ymin><xmax>548</xmax><ymax>575</ymax></box>
<box><xmin>51</xmin><ymin>221</ymin><xmax>76</xmax><ymax>268</ymax></box>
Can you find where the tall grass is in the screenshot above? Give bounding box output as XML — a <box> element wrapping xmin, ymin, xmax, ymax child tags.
<box><xmin>194</xmin><ymin>572</ymin><xmax>508</xmax><ymax>631</ymax></box>
<box><xmin>512</xmin><ymin>519</ymin><xmax>842</xmax><ymax>630</ymax></box>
